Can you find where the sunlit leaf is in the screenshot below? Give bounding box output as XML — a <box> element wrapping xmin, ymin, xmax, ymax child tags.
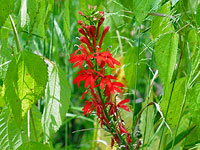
<box><xmin>155</xmin><ymin>33</ymin><xmax>178</xmax><ymax>90</ymax></box>
<box><xmin>160</xmin><ymin>78</ymin><xmax>186</xmax><ymax>130</ymax></box>
<box><xmin>42</xmin><ymin>62</ymin><xmax>71</xmax><ymax>143</ymax></box>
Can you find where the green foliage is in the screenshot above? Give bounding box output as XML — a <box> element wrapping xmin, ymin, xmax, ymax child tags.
<box><xmin>17</xmin><ymin>141</ymin><xmax>52</xmax><ymax>150</ymax></box>
<box><xmin>188</xmin><ymin>82</ymin><xmax>200</xmax><ymax>124</ymax></box>
<box><xmin>42</xmin><ymin>62</ymin><xmax>71</xmax><ymax>143</ymax></box>
<box><xmin>0</xmin><ymin>107</ymin><xmax>22</xmax><ymax>150</ymax></box>
<box><xmin>196</xmin><ymin>3</ymin><xmax>200</xmax><ymax>26</ymax></box>
<box><xmin>161</xmin><ymin>78</ymin><xmax>186</xmax><ymax>130</ymax></box>
<box><xmin>155</xmin><ymin>33</ymin><xmax>178</xmax><ymax>90</ymax></box>
<box><xmin>0</xmin><ymin>0</ymin><xmax>14</xmax><ymax>29</ymax></box>
<box><xmin>124</xmin><ymin>47</ymin><xmax>145</xmax><ymax>89</ymax></box>
<box><xmin>0</xmin><ymin>0</ymin><xmax>200</xmax><ymax>149</ymax></box>
<box><xmin>133</xmin><ymin>0</ymin><xmax>154</xmax><ymax>25</ymax></box>
<box><xmin>151</xmin><ymin>2</ymin><xmax>174</xmax><ymax>39</ymax></box>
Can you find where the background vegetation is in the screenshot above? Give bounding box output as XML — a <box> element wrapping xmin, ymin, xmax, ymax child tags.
<box><xmin>0</xmin><ymin>0</ymin><xmax>200</xmax><ymax>149</ymax></box>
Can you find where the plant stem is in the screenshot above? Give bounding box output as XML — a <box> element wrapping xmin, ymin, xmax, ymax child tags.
<box><xmin>30</xmin><ymin>109</ymin><xmax>38</xmax><ymax>142</ymax></box>
<box><xmin>9</xmin><ymin>15</ymin><xmax>22</xmax><ymax>52</ymax></box>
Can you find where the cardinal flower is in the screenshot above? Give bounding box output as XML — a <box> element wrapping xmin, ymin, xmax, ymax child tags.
<box><xmin>92</xmin><ymin>48</ymin><xmax>120</xmax><ymax>68</ymax></box>
<box><xmin>73</xmin><ymin>69</ymin><xmax>97</xmax><ymax>88</ymax></box>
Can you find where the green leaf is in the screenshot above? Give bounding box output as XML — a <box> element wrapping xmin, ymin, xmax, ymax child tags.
<box><xmin>0</xmin><ymin>0</ymin><xmax>14</xmax><ymax>29</ymax></box>
<box><xmin>133</xmin><ymin>0</ymin><xmax>154</xmax><ymax>25</ymax></box>
<box><xmin>42</xmin><ymin>62</ymin><xmax>71</xmax><ymax>143</ymax></box>
<box><xmin>155</xmin><ymin>33</ymin><xmax>178</xmax><ymax>90</ymax></box>
<box><xmin>165</xmin><ymin>125</ymin><xmax>196</xmax><ymax>150</ymax></box>
<box><xmin>17</xmin><ymin>51</ymin><xmax>48</xmax><ymax>117</ymax></box>
<box><xmin>151</xmin><ymin>2</ymin><xmax>174</xmax><ymax>39</ymax></box>
<box><xmin>4</xmin><ymin>51</ymin><xmax>48</xmax><ymax>127</ymax></box>
<box><xmin>27</xmin><ymin>0</ymin><xmax>45</xmax><ymax>37</ymax></box>
<box><xmin>124</xmin><ymin>47</ymin><xmax>146</xmax><ymax>89</ymax></box>
<box><xmin>187</xmin><ymin>29</ymin><xmax>198</xmax><ymax>54</ymax></box>
<box><xmin>0</xmin><ymin>107</ymin><xmax>22</xmax><ymax>150</ymax></box>
<box><xmin>196</xmin><ymin>3</ymin><xmax>200</xmax><ymax>26</ymax></box>
<box><xmin>17</xmin><ymin>141</ymin><xmax>52</xmax><ymax>150</ymax></box>
<box><xmin>4</xmin><ymin>56</ymin><xmax>22</xmax><ymax>127</ymax></box>
<box><xmin>188</xmin><ymin>82</ymin><xmax>200</xmax><ymax>124</ymax></box>
<box><xmin>160</xmin><ymin>78</ymin><xmax>186</xmax><ymax>130</ymax></box>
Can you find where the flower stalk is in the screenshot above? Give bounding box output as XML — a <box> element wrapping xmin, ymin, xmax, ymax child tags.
<box><xmin>69</xmin><ymin>5</ymin><xmax>133</xmax><ymax>149</ymax></box>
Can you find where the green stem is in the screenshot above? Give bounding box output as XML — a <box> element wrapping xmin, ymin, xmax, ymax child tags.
<box><xmin>30</xmin><ymin>109</ymin><xmax>38</xmax><ymax>142</ymax></box>
<box><xmin>92</xmin><ymin>118</ymin><xmax>98</xmax><ymax>150</ymax></box>
<box><xmin>9</xmin><ymin>15</ymin><xmax>22</xmax><ymax>52</ymax></box>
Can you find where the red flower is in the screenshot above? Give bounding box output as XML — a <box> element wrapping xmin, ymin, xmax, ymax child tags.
<box><xmin>100</xmin><ymin>75</ymin><xmax>116</xmax><ymax>90</ymax></box>
<box><xmin>93</xmin><ymin>48</ymin><xmax>120</xmax><ymax>68</ymax></box>
<box><xmin>127</xmin><ymin>133</ymin><xmax>132</xmax><ymax>144</ymax></box>
<box><xmin>73</xmin><ymin>69</ymin><xmax>98</xmax><ymax>88</ymax></box>
<box><xmin>89</xmin><ymin>25</ymin><xmax>97</xmax><ymax>48</ymax></box>
<box><xmin>97</xmin><ymin>17</ymin><xmax>104</xmax><ymax>39</ymax></box>
<box><xmin>104</xmin><ymin>82</ymin><xmax>124</xmax><ymax>98</ymax></box>
<box><xmin>117</xmin><ymin>99</ymin><xmax>130</xmax><ymax>112</ymax></box>
<box><xmin>119</xmin><ymin>124</ymin><xmax>128</xmax><ymax>134</ymax></box>
<box><xmin>99</xmin><ymin>26</ymin><xmax>109</xmax><ymax>47</ymax></box>
<box><xmin>69</xmin><ymin>45</ymin><xmax>93</xmax><ymax>69</ymax></box>
<box><xmin>82</xmin><ymin>100</ymin><xmax>94</xmax><ymax>116</ymax></box>
<box><xmin>80</xmin><ymin>36</ymin><xmax>93</xmax><ymax>52</ymax></box>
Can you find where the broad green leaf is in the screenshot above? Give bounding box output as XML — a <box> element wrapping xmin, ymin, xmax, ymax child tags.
<box><xmin>188</xmin><ymin>82</ymin><xmax>200</xmax><ymax>124</ymax></box>
<box><xmin>133</xmin><ymin>0</ymin><xmax>154</xmax><ymax>25</ymax></box>
<box><xmin>0</xmin><ymin>0</ymin><xmax>14</xmax><ymax>29</ymax></box>
<box><xmin>17</xmin><ymin>141</ymin><xmax>52</xmax><ymax>150</ymax></box>
<box><xmin>4</xmin><ymin>56</ymin><xmax>22</xmax><ymax>127</ymax></box>
<box><xmin>155</xmin><ymin>33</ymin><xmax>178</xmax><ymax>90</ymax></box>
<box><xmin>196</xmin><ymin>3</ymin><xmax>200</xmax><ymax>26</ymax></box>
<box><xmin>124</xmin><ymin>47</ymin><xmax>146</xmax><ymax>89</ymax></box>
<box><xmin>0</xmin><ymin>107</ymin><xmax>22</xmax><ymax>150</ymax></box>
<box><xmin>4</xmin><ymin>51</ymin><xmax>48</xmax><ymax>127</ymax></box>
<box><xmin>17</xmin><ymin>51</ymin><xmax>48</xmax><ymax>117</ymax></box>
<box><xmin>42</xmin><ymin>62</ymin><xmax>71</xmax><ymax>143</ymax></box>
<box><xmin>160</xmin><ymin>78</ymin><xmax>186</xmax><ymax>130</ymax></box>
<box><xmin>151</xmin><ymin>2</ymin><xmax>174</xmax><ymax>39</ymax></box>
<box><xmin>27</xmin><ymin>0</ymin><xmax>45</xmax><ymax>37</ymax></box>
